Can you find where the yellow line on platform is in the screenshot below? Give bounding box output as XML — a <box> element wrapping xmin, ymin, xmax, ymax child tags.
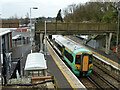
<box><xmin>64</xmin><ymin>36</ymin><xmax>120</xmax><ymax>67</ymax></box>
<box><xmin>47</xmin><ymin>42</ymin><xmax>75</xmax><ymax>89</ymax></box>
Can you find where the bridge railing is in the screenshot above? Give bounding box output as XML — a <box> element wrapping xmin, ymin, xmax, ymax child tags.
<box><xmin>35</xmin><ymin>22</ymin><xmax>117</xmax><ymax>34</ymax></box>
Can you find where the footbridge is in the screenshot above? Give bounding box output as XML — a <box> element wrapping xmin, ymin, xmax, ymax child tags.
<box><xmin>35</xmin><ymin>22</ymin><xmax>117</xmax><ymax>54</ymax></box>
<box><xmin>35</xmin><ymin>22</ymin><xmax>116</xmax><ymax>35</ymax></box>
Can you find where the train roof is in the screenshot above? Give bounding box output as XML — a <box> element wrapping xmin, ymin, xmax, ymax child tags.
<box><xmin>53</xmin><ymin>35</ymin><xmax>92</xmax><ymax>54</ymax></box>
<box><xmin>24</xmin><ymin>53</ymin><xmax>47</xmax><ymax>71</ymax></box>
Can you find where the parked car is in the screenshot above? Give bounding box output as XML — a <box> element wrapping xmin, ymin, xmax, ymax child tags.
<box><xmin>12</xmin><ymin>34</ymin><xmax>26</xmax><ymax>41</ymax></box>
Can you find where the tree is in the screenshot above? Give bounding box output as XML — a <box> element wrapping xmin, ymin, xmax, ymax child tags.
<box><xmin>36</xmin><ymin>17</ymin><xmax>45</xmax><ymax>22</ymax></box>
<box><xmin>56</xmin><ymin>9</ymin><xmax>63</xmax><ymax>22</ymax></box>
<box><xmin>63</xmin><ymin>2</ymin><xmax>118</xmax><ymax>23</ymax></box>
<box><xmin>63</xmin><ymin>4</ymin><xmax>77</xmax><ymax>22</ymax></box>
<box><xmin>24</xmin><ymin>12</ymin><xmax>29</xmax><ymax>25</ymax></box>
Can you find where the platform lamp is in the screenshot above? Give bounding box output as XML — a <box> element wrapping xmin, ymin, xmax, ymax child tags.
<box><xmin>0</xmin><ymin>13</ymin><xmax>2</xmax><ymax>28</ymax></box>
<box><xmin>30</xmin><ymin>7</ymin><xmax>38</xmax><ymax>53</ymax></box>
<box><xmin>45</xmin><ymin>21</ymin><xmax>47</xmax><ymax>55</ymax></box>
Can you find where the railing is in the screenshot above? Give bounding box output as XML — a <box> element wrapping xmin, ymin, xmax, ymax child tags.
<box><xmin>83</xmin><ymin>35</ymin><xmax>98</xmax><ymax>44</ymax></box>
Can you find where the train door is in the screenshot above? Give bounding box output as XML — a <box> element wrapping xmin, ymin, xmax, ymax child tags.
<box><xmin>82</xmin><ymin>54</ymin><xmax>89</xmax><ymax>71</ymax></box>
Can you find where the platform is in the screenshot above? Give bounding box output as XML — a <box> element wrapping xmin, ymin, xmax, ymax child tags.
<box><xmin>46</xmin><ymin>55</ymin><xmax>71</xmax><ymax>88</ymax></box>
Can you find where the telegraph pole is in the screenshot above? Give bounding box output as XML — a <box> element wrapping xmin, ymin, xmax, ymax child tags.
<box><xmin>116</xmin><ymin>1</ymin><xmax>120</xmax><ymax>52</ymax></box>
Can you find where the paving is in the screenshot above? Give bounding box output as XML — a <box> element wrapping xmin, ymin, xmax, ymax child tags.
<box><xmin>46</xmin><ymin>55</ymin><xmax>72</xmax><ymax>88</ymax></box>
<box><xmin>11</xmin><ymin>41</ymin><xmax>31</xmax><ymax>77</ymax></box>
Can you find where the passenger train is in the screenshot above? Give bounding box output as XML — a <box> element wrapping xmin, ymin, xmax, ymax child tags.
<box><xmin>51</xmin><ymin>35</ymin><xmax>93</xmax><ymax>77</ymax></box>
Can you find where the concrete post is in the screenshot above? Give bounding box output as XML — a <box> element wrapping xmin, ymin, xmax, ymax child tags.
<box><xmin>105</xmin><ymin>33</ymin><xmax>108</xmax><ymax>54</ymax></box>
<box><xmin>40</xmin><ymin>33</ymin><xmax>43</xmax><ymax>52</ymax></box>
<box><xmin>105</xmin><ymin>33</ymin><xmax>112</xmax><ymax>54</ymax></box>
<box><xmin>45</xmin><ymin>21</ymin><xmax>47</xmax><ymax>55</ymax></box>
<box><xmin>0</xmin><ymin>37</ymin><xmax>2</xmax><ymax>86</ymax></box>
<box><xmin>53</xmin><ymin>38</ymin><xmax>55</xmax><ymax>48</ymax></box>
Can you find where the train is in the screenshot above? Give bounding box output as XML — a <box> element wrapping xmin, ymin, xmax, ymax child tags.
<box><xmin>51</xmin><ymin>35</ymin><xmax>93</xmax><ymax>77</ymax></box>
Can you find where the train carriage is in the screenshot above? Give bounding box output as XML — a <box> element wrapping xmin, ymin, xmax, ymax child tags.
<box><xmin>52</xmin><ymin>35</ymin><xmax>93</xmax><ymax>77</ymax></box>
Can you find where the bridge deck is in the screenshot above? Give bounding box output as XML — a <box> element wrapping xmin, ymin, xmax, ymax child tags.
<box><xmin>35</xmin><ymin>22</ymin><xmax>117</xmax><ymax>35</ymax></box>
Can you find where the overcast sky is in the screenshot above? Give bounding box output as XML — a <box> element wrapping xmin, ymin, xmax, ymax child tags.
<box><xmin>0</xmin><ymin>0</ymin><xmax>89</xmax><ymax>18</ymax></box>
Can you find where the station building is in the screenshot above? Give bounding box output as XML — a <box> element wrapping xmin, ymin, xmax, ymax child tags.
<box><xmin>0</xmin><ymin>28</ymin><xmax>13</xmax><ymax>86</ymax></box>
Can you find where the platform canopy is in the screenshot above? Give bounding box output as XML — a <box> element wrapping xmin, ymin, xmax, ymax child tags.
<box><xmin>0</xmin><ymin>28</ymin><xmax>16</xmax><ymax>36</ymax></box>
<box><xmin>25</xmin><ymin>53</ymin><xmax>47</xmax><ymax>71</ymax></box>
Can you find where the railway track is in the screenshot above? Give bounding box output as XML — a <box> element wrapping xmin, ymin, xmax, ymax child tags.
<box><xmin>47</xmin><ymin>37</ymin><xmax>119</xmax><ymax>89</ymax></box>
<box><xmin>80</xmin><ymin>69</ymin><xmax>118</xmax><ymax>90</ymax></box>
<box><xmin>94</xmin><ymin>61</ymin><xmax>120</xmax><ymax>82</ymax></box>
<box><xmin>90</xmin><ymin>71</ymin><xmax>118</xmax><ymax>89</ymax></box>
<box><xmin>93</xmin><ymin>63</ymin><xmax>119</xmax><ymax>89</ymax></box>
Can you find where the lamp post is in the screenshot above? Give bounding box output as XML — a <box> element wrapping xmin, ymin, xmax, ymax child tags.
<box><xmin>0</xmin><ymin>13</ymin><xmax>2</xmax><ymax>28</ymax></box>
<box><xmin>45</xmin><ymin>21</ymin><xmax>47</xmax><ymax>55</ymax></box>
<box><xmin>30</xmin><ymin>7</ymin><xmax>38</xmax><ymax>53</ymax></box>
<box><xmin>19</xmin><ymin>20</ymin><xmax>23</xmax><ymax>77</ymax></box>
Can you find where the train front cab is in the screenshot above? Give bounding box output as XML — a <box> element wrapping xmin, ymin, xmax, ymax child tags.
<box><xmin>74</xmin><ymin>53</ymin><xmax>93</xmax><ymax>77</ymax></box>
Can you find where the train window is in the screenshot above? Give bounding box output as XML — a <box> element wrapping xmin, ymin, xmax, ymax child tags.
<box><xmin>64</xmin><ymin>50</ymin><xmax>73</xmax><ymax>63</ymax></box>
<box><xmin>89</xmin><ymin>55</ymin><xmax>93</xmax><ymax>60</ymax></box>
<box><xmin>39</xmin><ymin>71</ymin><xmax>44</xmax><ymax>76</ymax></box>
<box><xmin>28</xmin><ymin>71</ymin><xmax>32</xmax><ymax>77</ymax></box>
<box><xmin>34</xmin><ymin>71</ymin><xmax>39</xmax><ymax>76</ymax></box>
<box><xmin>89</xmin><ymin>55</ymin><xmax>93</xmax><ymax>63</ymax></box>
<box><xmin>75</xmin><ymin>55</ymin><xmax>81</xmax><ymax>64</ymax></box>
<box><xmin>55</xmin><ymin>42</ymin><xmax>62</xmax><ymax>51</ymax></box>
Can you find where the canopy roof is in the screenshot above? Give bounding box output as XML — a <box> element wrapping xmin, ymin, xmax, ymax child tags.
<box><xmin>0</xmin><ymin>28</ymin><xmax>16</xmax><ymax>36</ymax></box>
<box><xmin>25</xmin><ymin>53</ymin><xmax>47</xmax><ymax>71</ymax></box>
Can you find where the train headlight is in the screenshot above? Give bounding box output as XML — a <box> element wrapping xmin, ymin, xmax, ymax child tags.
<box><xmin>89</xmin><ymin>64</ymin><xmax>93</xmax><ymax>69</ymax></box>
<box><xmin>75</xmin><ymin>64</ymin><xmax>80</xmax><ymax>70</ymax></box>
<box><xmin>75</xmin><ymin>66</ymin><xmax>78</xmax><ymax>69</ymax></box>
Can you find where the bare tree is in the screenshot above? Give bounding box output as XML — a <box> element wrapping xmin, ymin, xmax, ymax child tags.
<box><xmin>24</xmin><ymin>12</ymin><xmax>29</xmax><ymax>25</ymax></box>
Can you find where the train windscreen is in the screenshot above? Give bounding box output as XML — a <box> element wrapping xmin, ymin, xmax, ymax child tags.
<box><xmin>89</xmin><ymin>55</ymin><xmax>93</xmax><ymax>64</ymax></box>
<box><xmin>75</xmin><ymin>55</ymin><xmax>81</xmax><ymax>64</ymax></box>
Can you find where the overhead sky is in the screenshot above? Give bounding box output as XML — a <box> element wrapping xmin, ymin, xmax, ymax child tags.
<box><xmin>0</xmin><ymin>0</ymin><xmax>89</xmax><ymax>18</ymax></box>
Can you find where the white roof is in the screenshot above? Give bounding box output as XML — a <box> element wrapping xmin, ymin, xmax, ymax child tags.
<box><xmin>80</xmin><ymin>35</ymin><xmax>88</xmax><ymax>39</ymax></box>
<box><xmin>0</xmin><ymin>28</ymin><xmax>16</xmax><ymax>36</ymax></box>
<box><xmin>0</xmin><ymin>28</ymin><xmax>11</xmax><ymax>36</ymax></box>
<box><xmin>24</xmin><ymin>53</ymin><xmax>47</xmax><ymax>71</ymax></box>
<box><xmin>12</xmin><ymin>34</ymin><xmax>21</xmax><ymax>40</ymax></box>
<box><xmin>52</xmin><ymin>35</ymin><xmax>83</xmax><ymax>52</ymax></box>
